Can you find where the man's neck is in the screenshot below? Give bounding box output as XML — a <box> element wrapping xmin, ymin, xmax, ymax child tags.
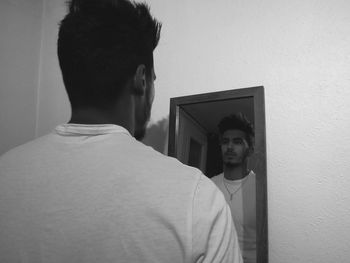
<box><xmin>70</xmin><ymin>109</ymin><xmax>115</xmax><ymax>124</ymax></box>
<box><xmin>223</xmin><ymin>162</ymin><xmax>249</xmax><ymax>181</ymax></box>
<box><xmin>69</xmin><ymin>104</ymin><xmax>134</xmax><ymax>135</ymax></box>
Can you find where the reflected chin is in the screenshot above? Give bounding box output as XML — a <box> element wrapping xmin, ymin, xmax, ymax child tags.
<box><xmin>224</xmin><ymin>161</ymin><xmax>241</xmax><ymax>168</ymax></box>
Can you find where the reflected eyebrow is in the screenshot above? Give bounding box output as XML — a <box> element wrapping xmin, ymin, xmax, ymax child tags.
<box><xmin>222</xmin><ymin>137</ymin><xmax>244</xmax><ymax>140</ymax></box>
<box><xmin>221</xmin><ymin>137</ymin><xmax>245</xmax><ymax>144</ymax></box>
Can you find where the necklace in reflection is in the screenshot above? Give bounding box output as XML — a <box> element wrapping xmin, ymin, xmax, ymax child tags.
<box><xmin>222</xmin><ymin>176</ymin><xmax>248</xmax><ymax>201</ymax></box>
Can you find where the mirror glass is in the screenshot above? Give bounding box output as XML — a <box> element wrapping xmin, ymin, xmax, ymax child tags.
<box><xmin>168</xmin><ymin>86</ymin><xmax>268</xmax><ymax>263</ymax></box>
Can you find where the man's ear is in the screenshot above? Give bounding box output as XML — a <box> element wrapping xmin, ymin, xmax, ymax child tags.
<box><xmin>132</xmin><ymin>64</ymin><xmax>146</xmax><ymax>96</ymax></box>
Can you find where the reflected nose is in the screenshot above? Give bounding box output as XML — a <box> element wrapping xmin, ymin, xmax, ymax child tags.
<box><xmin>227</xmin><ymin>141</ymin><xmax>234</xmax><ymax>149</ymax></box>
<box><xmin>226</xmin><ymin>146</ymin><xmax>234</xmax><ymax>154</ymax></box>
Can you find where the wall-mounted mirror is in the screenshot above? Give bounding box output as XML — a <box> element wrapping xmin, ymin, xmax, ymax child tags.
<box><xmin>168</xmin><ymin>86</ymin><xmax>267</xmax><ymax>263</ymax></box>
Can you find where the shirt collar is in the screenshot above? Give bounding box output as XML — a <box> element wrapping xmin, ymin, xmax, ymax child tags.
<box><xmin>54</xmin><ymin>123</ymin><xmax>131</xmax><ymax>137</ymax></box>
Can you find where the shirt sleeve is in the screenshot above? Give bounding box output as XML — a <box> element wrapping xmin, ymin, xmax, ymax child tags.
<box><xmin>192</xmin><ymin>173</ymin><xmax>243</xmax><ymax>263</ymax></box>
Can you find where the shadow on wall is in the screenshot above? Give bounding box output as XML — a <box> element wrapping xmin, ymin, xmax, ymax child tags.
<box><xmin>142</xmin><ymin>116</ymin><xmax>169</xmax><ymax>155</ymax></box>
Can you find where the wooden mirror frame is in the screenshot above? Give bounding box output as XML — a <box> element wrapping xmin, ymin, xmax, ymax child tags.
<box><xmin>168</xmin><ymin>86</ymin><xmax>268</xmax><ymax>263</ymax></box>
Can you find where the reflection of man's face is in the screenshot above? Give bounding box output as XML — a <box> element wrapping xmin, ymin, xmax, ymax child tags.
<box><xmin>134</xmin><ymin>68</ymin><xmax>155</xmax><ymax>141</ymax></box>
<box><xmin>221</xmin><ymin>129</ymin><xmax>250</xmax><ymax>167</ymax></box>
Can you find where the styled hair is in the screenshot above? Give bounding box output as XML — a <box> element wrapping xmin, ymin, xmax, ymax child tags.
<box><xmin>57</xmin><ymin>0</ymin><xmax>162</xmax><ymax>110</ymax></box>
<box><xmin>218</xmin><ymin>113</ymin><xmax>255</xmax><ymax>147</ymax></box>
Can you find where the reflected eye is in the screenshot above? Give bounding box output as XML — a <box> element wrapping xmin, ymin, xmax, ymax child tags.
<box><xmin>221</xmin><ymin>138</ymin><xmax>229</xmax><ymax>145</ymax></box>
<box><xmin>233</xmin><ymin>138</ymin><xmax>244</xmax><ymax>144</ymax></box>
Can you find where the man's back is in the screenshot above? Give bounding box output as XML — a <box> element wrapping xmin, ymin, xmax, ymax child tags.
<box><xmin>0</xmin><ymin>124</ymin><xmax>242</xmax><ymax>262</ymax></box>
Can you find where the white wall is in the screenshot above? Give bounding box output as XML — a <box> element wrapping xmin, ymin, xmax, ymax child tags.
<box><xmin>38</xmin><ymin>1</ymin><xmax>350</xmax><ymax>262</ymax></box>
<box><xmin>36</xmin><ymin>0</ymin><xmax>70</xmax><ymax>136</ymax></box>
<box><xmin>0</xmin><ymin>0</ymin><xmax>43</xmax><ymax>154</ymax></box>
<box><xmin>2</xmin><ymin>0</ymin><xmax>350</xmax><ymax>262</ymax></box>
<box><xmin>148</xmin><ymin>2</ymin><xmax>350</xmax><ymax>262</ymax></box>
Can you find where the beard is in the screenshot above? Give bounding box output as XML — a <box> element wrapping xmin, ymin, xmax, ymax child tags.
<box><xmin>222</xmin><ymin>150</ymin><xmax>249</xmax><ymax>168</ymax></box>
<box><xmin>134</xmin><ymin>99</ymin><xmax>152</xmax><ymax>141</ymax></box>
<box><xmin>134</xmin><ymin>126</ymin><xmax>147</xmax><ymax>141</ymax></box>
<box><xmin>223</xmin><ymin>160</ymin><xmax>243</xmax><ymax>168</ymax></box>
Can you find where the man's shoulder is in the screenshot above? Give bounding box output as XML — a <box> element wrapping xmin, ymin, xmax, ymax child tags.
<box><xmin>131</xmin><ymin>143</ymin><xmax>221</xmax><ymax>191</ymax></box>
<box><xmin>136</xmin><ymin>141</ymin><xmax>204</xmax><ymax>181</ymax></box>
<box><xmin>0</xmin><ymin>134</ymin><xmax>52</xmax><ymax>164</ymax></box>
<box><xmin>247</xmin><ymin>170</ymin><xmax>256</xmax><ymax>181</ymax></box>
<box><xmin>249</xmin><ymin>170</ymin><xmax>256</xmax><ymax>177</ymax></box>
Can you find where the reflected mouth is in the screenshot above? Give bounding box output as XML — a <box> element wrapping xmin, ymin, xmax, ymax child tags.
<box><xmin>225</xmin><ymin>154</ymin><xmax>237</xmax><ymax>159</ymax></box>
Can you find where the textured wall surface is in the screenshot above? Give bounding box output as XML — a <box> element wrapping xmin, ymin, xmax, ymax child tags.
<box><xmin>0</xmin><ymin>0</ymin><xmax>43</xmax><ymax>155</ymax></box>
<box><xmin>1</xmin><ymin>0</ymin><xmax>350</xmax><ymax>262</ymax></box>
<box><xmin>36</xmin><ymin>0</ymin><xmax>70</xmax><ymax>136</ymax></box>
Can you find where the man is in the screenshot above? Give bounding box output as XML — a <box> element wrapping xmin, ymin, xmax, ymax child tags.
<box><xmin>211</xmin><ymin>113</ymin><xmax>256</xmax><ymax>263</ymax></box>
<box><xmin>0</xmin><ymin>0</ymin><xmax>242</xmax><ymax>262</ymax></box>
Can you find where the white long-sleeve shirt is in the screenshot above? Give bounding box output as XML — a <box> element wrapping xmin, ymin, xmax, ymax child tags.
<box><xmin>0</xmin><ymin>124</ymin><xmax>242</xmax><ymax>263</ymax></box>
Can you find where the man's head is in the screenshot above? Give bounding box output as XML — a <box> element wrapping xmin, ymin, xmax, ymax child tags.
<box><xmin>57</xmin><ymin>0</ymin><xmax>161</xmax><ymax>139</ymax></box>
<box><xmin>218</xmin><ymin>113</ymin><xmax>254</xmax><ymax>167</ymax></box>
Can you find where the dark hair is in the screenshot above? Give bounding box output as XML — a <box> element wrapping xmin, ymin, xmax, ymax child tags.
<box><xmin>57</xmin><ymin>0</ymin><xmax>162</xmax><ymax>110</ymax></box>
<box><xmin>218</xmin><ymin>113</ymin><xmax>255</xmax><ymax>147</ymax></box>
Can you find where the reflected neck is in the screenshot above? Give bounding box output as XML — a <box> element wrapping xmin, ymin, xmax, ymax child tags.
<box><xmin>223</xmin><ymin>162</ymin><xmax>249</xmax><ymax>181</ymax></box>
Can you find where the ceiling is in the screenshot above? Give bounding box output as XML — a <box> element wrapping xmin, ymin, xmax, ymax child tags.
<box><xmin>181</xmin><ymin>96</ymin><xmax>255</xmax><ymax>134</ymax></box>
